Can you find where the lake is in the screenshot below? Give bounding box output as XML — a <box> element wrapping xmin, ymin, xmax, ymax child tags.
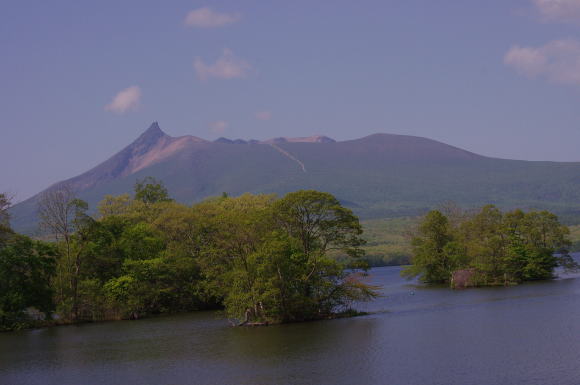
<box><xmin>2</xmin><ymin>264</ymin><xmax>580</xmax><ymax>385</ymax></box>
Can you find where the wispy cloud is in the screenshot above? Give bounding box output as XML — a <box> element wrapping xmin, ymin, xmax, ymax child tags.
<box><xmin>504</xmin><ymin>39</ymin><xmax>580</xmax><ymax>85</ymax></box>
<box><xmin>209</xmin><ymin>120</ymin><xmax>228</xmax><ymax>134</ymax></box>
<box><xmin>105</xmin><ymin>86</ymin><xmax>141</xmax><ymax>114</ymax></box>
<box><xmin>184</xmin><ymin>7</ymin><xmax>240</xmax><ymax>28</ymax></box>
<box><xmin>532</xmin><ymin>0</ymin><xmax>580</xmax><ymax>23</ymax></box>
<box><xmin>255</xmin><ymin>111</ymin><xmax>272</xmax><ymax>121</ymax></box>
<box><xmin>194</xmin><ymin>49</ymin><xmax>251</xmax><ymax>81</ymax></box>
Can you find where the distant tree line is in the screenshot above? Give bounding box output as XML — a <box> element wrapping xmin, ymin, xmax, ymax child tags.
<box><xmin>0</xmin><ymin>181</ymin><xmax>378</xmax><ymax>331</ymax></box>
<box><xmin>403</xmin><ymin>204</ymin><xmax>578</xmax><ymax>287</ymax></box>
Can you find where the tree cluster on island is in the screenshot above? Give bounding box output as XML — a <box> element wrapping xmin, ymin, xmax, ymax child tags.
<box><xmin>0</xmin><ymin>180</ymin><xmax>378</xmax><ymax>331</ymax></box>
<box><xmin>403</xmin><ymin>204</ymin><xmax>578</xmax><ymax>287</ymax></box>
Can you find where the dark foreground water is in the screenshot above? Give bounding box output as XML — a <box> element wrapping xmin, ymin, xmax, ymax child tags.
<box><xmin>2</xmin><ymin>266</ymin><xmax>580</xmax><ymax>385</ymax></box>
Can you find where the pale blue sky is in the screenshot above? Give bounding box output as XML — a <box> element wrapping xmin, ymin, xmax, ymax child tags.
<box><xmin>3</xmin><ymin>0</ymin><xmax>580</xmax><ymax>201</ymax></box>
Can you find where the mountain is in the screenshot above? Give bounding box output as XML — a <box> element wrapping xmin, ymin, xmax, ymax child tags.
<box><xmin>10</xmin><ymin>122</ymin><xmax>580</xmax><ymax>233</ymax></box>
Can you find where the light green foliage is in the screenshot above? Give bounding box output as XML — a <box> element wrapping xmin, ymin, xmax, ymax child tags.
<box><xmin>105</xmin><ymin>258</ymin><xmax>168</xmax><ymax>318</ymax></box>
<box><xmin>403</xmin><ymin>205</ymin><xmax>576</xmax><ymax>286</ymax></box>
<box><xmin>273</xmin><ymin>190</ymin><xmax>365</xmax><ymax>258</ymax></box>
<box><xmin>213</xmin><ymin>190</ymin><xmax>377</xmax><ymax>324</ymax></box>
<box><xmin>401</xmin><ymin>211</ymin><xmax>465</xmax><ymax>282</ymax></box>
<box><xmin>97</xmin><ymin>194</ymin><xmax>132</xmax><ymax>218</ymax></box>
<box><xmin>134</xmin><ymin>177</ymin><xmax>172</xmax><ymax>205</ymax></box>
<box><xmin>119</xmin><ymin>223</ymin><xmax>164</xmax><ymax>261</ymax></box>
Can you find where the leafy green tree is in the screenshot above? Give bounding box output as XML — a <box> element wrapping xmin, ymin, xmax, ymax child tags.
<box><xmin>97</xmin><ymin>193</ymin><xmax>132</xmax><ymax>218</ymax></box>
<box><xmin>104</xmin><ymin>256</ymin><xmax>206</xmax><ymax>319</ymax></box>
<box><xmin>273</xmin><ymin>190</ymin><xmax>365</xmax><ymax>258</ymax></box>
<box><xmin>119</xmin><ymin>223</ymin><xmax>165</xmax><ymax>261</ymax></box>
<box><xmin>97</xmin><ymin>206</ymin><xmax>211</xmax><ymax>319</ymax></box>
<box><xmin>402</xmin><ymin>210</ymin><xmax>460</xmax><ymax>283</ymax></box>
<box><xmin>193</xmin><ymin>194</ymin><xmax>277</xmax><ymax>317</ymax></box>
<box><xmin>134</xmin><ymin>177</ymin><xmax>172</xmax><ymax>205</ymax></box>
<box><xmin>505</xmin><ymin>210</ymin><xmax>574</xmax><ymax>281</ymax></box>
<box><xmin>460</xmin><ymin>205</ymin><xmax>506</xmax><ymax>283</ymax></box>
<box><xmin>152</xmin><ymin>202</ymin><xmax>204</xmax><ymax>258</ymax></box>
<box><xmin>98</xmin><ymin>219</ymin><xmax>166</xmax><ymax>319</ymax></box>
<box><xmin>0</xmin><ymin>235</ymin><xmax>56</xmax><ymax>330</ymax></box>
<box><xmin>104</xmin><ymin>258</ymin><xmax>168</xmax><ymax>319</ymax></box>
<box><xmin>79</xmin><ymin>215</ymin><xmax>130</xmax><ymax>283</ymax></box>
<box><xmin>214</xmin><ymin>190</ymin><xmax>376</xmax><ymax>324</ymax></box>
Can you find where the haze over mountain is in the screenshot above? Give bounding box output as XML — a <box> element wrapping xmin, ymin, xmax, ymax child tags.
<box><xmin>10</xmin><ymin>122</ymin><xmax>580</xmax><ymax>233</ymax></box>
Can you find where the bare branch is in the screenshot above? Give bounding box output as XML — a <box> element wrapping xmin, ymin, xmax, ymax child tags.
<box><xmin>37</xmin><ymin>184</ymin><xmax>76</xmax><ymax>242</ymax></box>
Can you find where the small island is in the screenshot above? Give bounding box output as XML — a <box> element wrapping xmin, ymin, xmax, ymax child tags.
<box><xmin>402</xmin><ymin>205</ymin><xmax>578</xmax><ymax>288</ymax></box>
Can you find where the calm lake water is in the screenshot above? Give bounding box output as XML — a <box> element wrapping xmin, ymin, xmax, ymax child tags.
<box><xmin>2</xmin><ymin>264</ymin><xmax>580</xmax><ymax>385</ymax></box>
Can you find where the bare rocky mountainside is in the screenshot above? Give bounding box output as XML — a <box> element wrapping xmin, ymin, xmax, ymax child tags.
<box><xmin>10</xmin><ymin>122</ymin><xmax>580</xmax><ymax>232</ymax></box>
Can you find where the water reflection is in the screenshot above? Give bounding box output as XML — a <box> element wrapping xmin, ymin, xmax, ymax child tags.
<box><xmin>1</xmin><ymin>266</ymin><xmax>580</xmax><ymax>385</ymax></box>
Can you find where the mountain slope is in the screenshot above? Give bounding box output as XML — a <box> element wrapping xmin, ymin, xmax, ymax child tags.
<box><xmin>11</xmin><ymin>122</ymin><xmax>580</xmax><ymax>232</ymax></box>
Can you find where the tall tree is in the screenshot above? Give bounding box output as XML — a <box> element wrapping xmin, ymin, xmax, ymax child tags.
<box><xmin>402</xmin><ymin>210</ymin><xmax>461</xmax><ymax>283</ymax></box>
<box><xmin>273</xmin><ymin>190</ymin><xmax>365</xmax><ymax>260</ymax></box>
<box><xmin>266</xmin><ymin>190</ymin><xmax>373</xmax><ymax>322</ymax></box>
<box><xmin>460</xmin><ymin>205</ymin><xmax>506</xmax><ymax>282</ymax></box>
<box><xmin>38</xmin><ymin>185</ymin><xmax>94</xmax><ymax>320</ymax></box>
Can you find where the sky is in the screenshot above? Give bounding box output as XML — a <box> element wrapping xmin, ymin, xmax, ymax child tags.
<box><xmin>3</xmin><ymin>0</ymin><xmax>580</xmax><ymax>201</ymax></box>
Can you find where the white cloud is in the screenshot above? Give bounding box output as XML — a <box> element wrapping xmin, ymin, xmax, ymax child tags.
<box><xmin>184</xmin><ymin>7</ymin><xmax>240</xmax><ymax>28</ymax></box>
<box><xmin>105</xmin><ymin>86</ymin><xmax>141</xmax><ymax>114</ymax></box>
<box><xmin>504</xmin><ymin>39</ymin><xmax>580</xmax><ymax>85</ymax></box>
<box><xmin>194</xmin><ymin>49</ymin><xmax>251</xmax><ymax>81</ymax></box>
<box><xmin>255</xmin><ymin>111</ymin><xmax>272</xmax><ymax>121</ymax></box>
<box><xmin>209</xmin><ymin>120</ymin><xmax>228</xmax><ymax>134</ymax></box>
<box><xmin>533</xmin><ymin>0</ymin><xmax>580</xmax><ymax>23</ymax></box>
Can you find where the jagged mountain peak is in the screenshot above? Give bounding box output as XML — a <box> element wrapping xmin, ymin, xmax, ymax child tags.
<box><xmin>136</xmin><ymin>121</ymin><xmax>167</xmax><ymax>142</ymax></box>
<box><xmin>38</xmin><ymin>122</ymin><xmax>208</xmax><ymax>193</ymax></box>
<box><xmin>146</xmin><ymin>121</ymin><xmax>163</xmax><ymax>134</ymax></box>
